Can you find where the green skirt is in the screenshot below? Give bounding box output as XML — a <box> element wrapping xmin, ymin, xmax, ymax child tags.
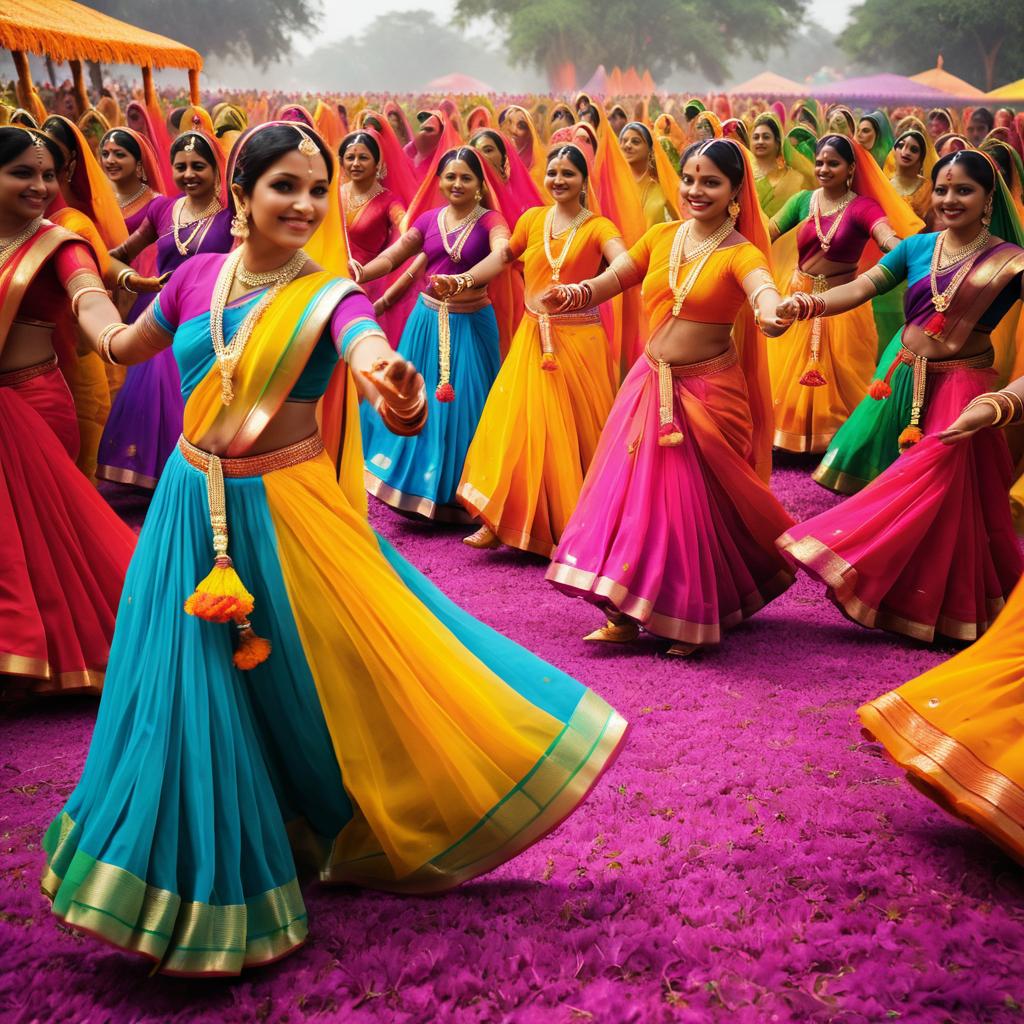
<box><xmin>812</xmin><ymin>331</ymin><xmax>911</xmax><ymax>494</ymax></box>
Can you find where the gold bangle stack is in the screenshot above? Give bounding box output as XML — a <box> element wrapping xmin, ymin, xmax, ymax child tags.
<box><xmin>965</xmin><ymin>390</ymin><xmax>1024</xmax><ymax>428</ymax></box>
<box><xmin>116</xmin><ymin>267</ymin><xmax>137</xmax><ymax>294</ymax></box>
<box><xmin>450</xmin><ymin>272</ymin><xmax>476</xmax><ymax>296</ymax></box>
<box><xmin>376</xmin><ymin>387</ymin><xmax>428</xmax><ymax>436</ymax></box>
<box><xmin>97</xmin><ymin>322</ymin><xmax>128</xmax><ymax>364</ymax></box>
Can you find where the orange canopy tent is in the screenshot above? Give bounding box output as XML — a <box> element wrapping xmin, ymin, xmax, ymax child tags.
<box><xmin>2</xmin><ymin>0</ymin><xmax>202</xmax><ymax>122</ymax></box>
<box><xmin>727</xmin><ymin>71</ymin><xmax>805</xmax><ymax>97</ymax></box>
<box><xmin>911</xmin><ymin>56</ymin><xmax>985</xmax><ymax>97</ymax></box>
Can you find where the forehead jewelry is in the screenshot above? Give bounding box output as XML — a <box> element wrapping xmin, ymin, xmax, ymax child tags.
<box><xmin>183</xmin><ymin>133</ymin><xmax>198</xmax><ymax>153</ymax></box>
<box><xmin>31</xmin><ymin>133</ymin><xmax>44</xmax><ymax>165</ymax></box>
<box><xmin>292</xmin><ymin>126</ymin><xmax>319</xmax><ymax>175</ymax></box>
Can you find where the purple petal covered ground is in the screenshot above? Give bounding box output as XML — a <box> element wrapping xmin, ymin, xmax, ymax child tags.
<box><xmin>2</xmin><ymin>458</ymin><xmax>1023</xmax><ymax>1023</ymax></box>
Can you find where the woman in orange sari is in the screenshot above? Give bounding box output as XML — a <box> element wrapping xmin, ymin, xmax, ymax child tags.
<box><xmin>0</xmin><ymin>126</ymin><xmax>136</xmax><ymax>696</ymax></box>
<box><xmin>541</xmin><ymin>139</ymin><xmax>795</xmax><ymax>655</ymax></box>
<box><xmin>438</xmin><ymin>142</ymin><xmax>624</xmax><ymax>554</ymax></box>
<box><xmin>498</xmin><ymin>104</ymin><xmax>545</xmax><ymax>189</ymax></box>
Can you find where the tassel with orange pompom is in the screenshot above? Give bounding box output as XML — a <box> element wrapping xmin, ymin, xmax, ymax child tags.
<box><xmin>898</xmin><ymin>425</ymin><xmax>923</xmax><ymax>450</ymax></box>
<box><xmin>657</xmin><ymin>358</ymin><xmax>685</xmax><ymax>447</ymax></box>
<box><xmin>233</xmin><ymin>619</ymin><xmax>272</xmax><ymax>670</ymax></box>
<box><xmin>184</xmin><ymin>555</ymin><xmax>254</xmax><ymax>622</ymax></box>
<box><xmin>538</xmin><ymin>312</ymin><xmax>559</xmax><ymax>371</ymax></box>
<box><xmin>436</xmin><ymin>298</ymin><xmax>455</xmax><ymax>402</ymax></box>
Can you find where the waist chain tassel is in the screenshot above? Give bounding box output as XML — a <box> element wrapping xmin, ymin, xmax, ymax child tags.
<box><xmin>435</xmin><ymin>298</ymin><xmax>455</xmax><ymax>402</ymax></box>
<box><xmin>657</xmin><ymin>358</ymin><xmax>684</xmax><ymax>446</ymax></box>
<box><xmin>538</xmin><ymin>312</ymin><xmax>558</xmax><ymax>371</ymax></box>
<box><xmin>183</xmin><ymin>451</ymin><xmax>272</xmax><ymax>669</ymax></box>
<box><xmin>898</xmin><ymin>351</ymin><xmax>927</xmax><ymax>450</ymax></box>
<box><xmin>798</xmin><ymin>274</ymin><xmax>828</xmax><ymax>388</ymax></box>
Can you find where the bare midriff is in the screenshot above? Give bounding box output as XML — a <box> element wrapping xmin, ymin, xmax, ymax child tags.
<box><xmin>1</xmin><ymin>323</ymin><xmax>55</xmax><ymax>373</ymax></box>
<box><xmin>648</xmin><ymin>318</ymin><xmax>736</xmax><ymax>366</ymax></box>
<box><xmin>901</xmin><ymin>324</ymin><xmax>995</xmax><ymax>362</ymax></box>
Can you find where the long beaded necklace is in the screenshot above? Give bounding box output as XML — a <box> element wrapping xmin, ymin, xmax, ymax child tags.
<box><xmin>543</xmin><ymin>205</ymin><xmax>591</xmax><ymax>282</ymax></box>
<box><xmin>812</xmin><ymin>188</ymin><xmax>855</xmax><ymax>253</ymax></box>
<box><xmin>0</xmin><ymin>216</ymin><xmax>43</xmax><ymax>269</ymax></box>
<box><xmin>667</xmin><ymin>218</ymin><xmax>734</xmax><ymax>316</ymax></box>
<box><xmin>208</xmin><ymin>248</ymin><xmax>308</xmax><ymax>404</ymax></box>
<box><xmin>929</xmin><ymin>229</ymin><xmax>991</xmax><ymax>312</ymax></box>
<box><xmin>173</xmin><ymin>196</ymin><xmax>222</xmax><ymax>256</ymax></box>
<box><xmin>117</xmin><ymin>181</ymin><xmax>150</xmax><ymax>209</ymax></box>
<box><xmin>438</xmin><ymin>204</ymin><xmax>486</xmax><ymax>264</ymax></box>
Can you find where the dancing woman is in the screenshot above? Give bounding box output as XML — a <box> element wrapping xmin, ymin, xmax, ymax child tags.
<box><xmin>859</xmin><ymin>384</ymin><xmax>1024</xmax><ymax>866</ymax></box>
<box><xmin>777</xmin><ymin>150</ymin><xmax>1024</xmax><ymax>642</ymax></box>
<box><xmin>618</xmin><ymin>121</ymin><xmax>674</xmax><ymax>227</ymax></box>
<box><xmin>542</xmin><ymin>139</ymin><xmax>796</xmax><ymax>655</ymax></box>
<box><xmin>359</xmin><ymin>146</ymin><xmax>510</xmax><ymax>521</ymax></box>
<box><xmin>887</xmin><ymin>127</ymin><xmax>935</xmax><ymax>223</ymax></box>
<box><xmin>439</xmin><ymin>142</ymin><xmax>624</xmax><ymax>554</ymax></box>
<box><xmin>97</xmin><ymin>128</ymin><xmax>232</xmax><ymax>488</ymax></box>
<box><xmin>0</xmin><ymin>126</ymin><xmax>135</xmax><ymax>696</ymax></box>
<box><xmin>41</xmin><ymin>122</ymin><xmax>626</xmax><ymax>975</ymax></box>
<box><xmin>750</xmin><ymin>112</ymin><xmax>812</xmax><ymax>219</ymax></box>
<box><xmin>767</xmin><ymin>135</ymin><xmax>918</xmax><ymax>453</ymax></box>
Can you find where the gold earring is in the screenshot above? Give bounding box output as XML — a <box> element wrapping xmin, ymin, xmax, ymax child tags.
<box><xmin>230</xmin><ymin>210</ymin><xmax>250</xmax><ymax>239</ymax></box>
<box><xmin>983</xmin><ymin>196</ymin><xmax>993</xmax><ymax>227</ymax></box>
<box><xmin>474</xmin><ymin>188</ymin><xmax>482</xmax><ymax>201</ymax></box>
<box><xmin>580</xmin><ymin>186</ymin><xmax>587</xmax><ymax>206</ymax></box>
<box><xmin>728</xmin><ymin>197</ymin><xmax>741</xmax><ymax>219</ymax></box>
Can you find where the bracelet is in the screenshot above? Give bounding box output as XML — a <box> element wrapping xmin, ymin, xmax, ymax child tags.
<box><xmin>747</xmin><ymin>283</ymin><xmax>775</xmax><ymax>310</ymax></box>
<box><xmin>97</xmin><ymin>322</ymin><xmax>127</xmax><ymax>364</ymax></box>
<box><xmin>996</xmin><ymin>389</ymin><xmax>1024</xmax><ymax>425</ymax></box>
<box><xmin>878</xmin><ymin>231</ymin><xmax>899</xmax><ymax>252</ymax></box>
<box><xmin>403</xmin><ymin>269</ymin><xmax>416</xmax><ymax>281</ymax></box>
<box><xmin>116</xmin><ymin>267</ymin><xmax>137</xmax><ymax>294</ymax></box>
<box><xmin>70</xmin><ymin>285</ymin><xmax>108</xmax><ymax>318</ymax></box>
<box><xmin>965</xmin><ymin>394</ymin><xmax>1006</xmax><ymax>427</ymax></box>
<box><xmin>381</xmin><ymin>253</ymin><xmax>395</xmax><ymax>273</ymax></box>
<box><xmin>376</xmin><ymin>391</ymin><xmax>427</xmax><ymax>435</ymax></box>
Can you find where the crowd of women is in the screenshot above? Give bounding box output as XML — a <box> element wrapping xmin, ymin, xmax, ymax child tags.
<box><xmin>2</xmin><ymin>79</ymin><xmax>1023</xmax><ymax>975</ymax></box>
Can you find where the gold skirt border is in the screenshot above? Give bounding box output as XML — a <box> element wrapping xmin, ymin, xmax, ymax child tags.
<box><xmin>365</xmin><ymin>469</ymin><xmax>474</xmax><ymax>524</ymax></box>
<box><xmin>456</xmin><ymin>480</ymin><xmax>558</xmax><ymax>558</ymax></box>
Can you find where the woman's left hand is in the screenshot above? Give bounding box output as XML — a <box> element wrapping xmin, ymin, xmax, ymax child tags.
<box><xmin>362</xmin><ymin>356</ymin><xmax>424</xmax><ymax>415</ymax></box>
<box><xmin>129</xmin><ymin>272</ymin><xmax>168</xmax><ymax>293</ymax></box>
<box><xmin>430</xmin><ymin>274</ymin><xmax>459</xmax><ymax>299</ymax></box>
<box><xmin>939</xmin><ymin>402</ymin><xmax>999</xmax><ymax>444</ymax></box>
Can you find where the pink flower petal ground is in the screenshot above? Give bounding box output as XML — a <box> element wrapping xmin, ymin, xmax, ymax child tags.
<box><xmin>1</xmin><ymin>459</ymin><xmax>1023</xmax><ymax>1022</ymax></box>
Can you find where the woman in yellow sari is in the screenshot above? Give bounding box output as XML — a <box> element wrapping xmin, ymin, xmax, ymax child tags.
<box><xmin>436</xmin><ymin>142</ymin><xmax>625</xmax><ymax>554</ymax></box>
<box><xmin>40</xmin><ymin>122</ymin><xmax>626</xmax><ymax>977</ymax></box>
<box><xmin>618</xmin><ymin>121</ymin><xmax>676</xmax><ymax>227</ymax></box>
<box><xmin>886</xmin><ymin>125</ymin><xmax>936</xmax><ymax>223</ymax></box>
<box><xmin>750</xmin><ymin>111</ymin><xmax>812</xmax><ymax>218</ymax></box>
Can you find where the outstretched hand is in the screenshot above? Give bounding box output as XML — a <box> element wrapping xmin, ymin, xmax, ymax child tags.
<box><xmin>130</xmin><ymin>271</ymin><xmax>170</xmax><ymax>294</ymax></box>
<box><xmin>939</xmin><ymin>401</ymin><xmax>999</xmax><ymax>445</ymax></box>
<box><xmin>361</xmin><ymin>357</ymin><xmax>424</xmax><ymax>418</ymax></box>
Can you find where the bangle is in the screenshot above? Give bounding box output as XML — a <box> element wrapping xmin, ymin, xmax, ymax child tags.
<box><xmin>70</xmin><ymin>285</ymin><xmax>108</xmax><ymax>318</ymax></box>
<box><xmin>116</xmin><ymin>267</ymin><xmax>136</xmax><ymax>294</ymax></box>
<box><xmin>381</xmin><ymin>253</ymin><xmax>395</xmax><ymax>273</ymax></box>
<box><xmin>965</xmin><ymin>394</ymin><xmax>1006</xmax><ymax>427</ymax></box>
<box><xmin>747</xmin><ymin>283</ymin><xmax>775</xmax><ymax>310</ymax></box>
<box><xmin>97</xmin><ymin>322</ymin><xmax>127</xmax><ymax>364</ymax></box>
<box><xmin>878</xmin><ymin>231</ymin><xmax>899</xmax><ymax>252</ymax></box>
<box><xmin>996</xmin><ymin>389</ymin><xmax>1024</xmax><ymax>425</ymax></box>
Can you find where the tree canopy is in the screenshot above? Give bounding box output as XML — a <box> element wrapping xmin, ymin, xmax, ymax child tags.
<box><xmin>80</xmin><ymin>0</ymin><xmax>318</xmax><ymax>68</ymax></box>
<box><xmin>841</xmin><ymin>0</ymin><xmax>1024</xmax><ymax>92</ymax></box>
<box><xmin>454</xmin><ymin>0</ymin><xmax>807</xmax><ymax>84</ymax></box>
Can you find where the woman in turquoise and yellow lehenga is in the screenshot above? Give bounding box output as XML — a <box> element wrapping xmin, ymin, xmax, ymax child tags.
<box><xmin>40</xmin><ymin>122</ymin><xmax>627</xmax><ymax>977</ymax></box>
<box><xmin>750</xmin><ymin>111</ymin><xmax>813</xmax><ymax>219</ymax></box>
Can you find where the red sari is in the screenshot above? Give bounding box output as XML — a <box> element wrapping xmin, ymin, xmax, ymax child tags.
<box><xmin>0</xmin><ymin>222</ymin><xmax>136</xmax><ymax>696</ymax></box>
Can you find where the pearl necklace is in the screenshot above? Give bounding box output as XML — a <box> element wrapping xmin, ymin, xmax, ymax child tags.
<box><xmin>344</xmin><ymin>181</ymin><xmax>384</xmax><ymax>212</ymax></box>
<box><xmin>117</xmin><ymin>182</ymin><xmax>151</xmax><ymax>209</ymax></box>
<box><xmin>0</xmin><ymin>216</ymin><xmax>44</xmax><ymax>269</ymax></box>
<box><xmin>667</xmin><ymin>218</ymin><xmax>734</xmax><ymax>317</ymax></box>
<box><xmin>929</xmin><ymin>229</ymin><xmax>991</xmax><ymax>312</ymax></box>
<box><xmin>438</xmin><ymin>204</ymin><xmax>486</xmax><ymax>264</ymax></box>
<box><xmin>173</xmin><ymin>196</ymin><xmax>222</xmax><ymax>256</ymax></box>
<box><xmin>208</xmin><ymin>248</ymin><xmax>308</xmax><ymax>404</ymax></box>
<box><xmin>812</xmin><ymin>189</ymin><xmax>855</xmax><ymax>253</ymax></box>
<box><xmin>543</xmin><ymin>206</ymin><xmax>591</xmax><ymax>282</ymax></box>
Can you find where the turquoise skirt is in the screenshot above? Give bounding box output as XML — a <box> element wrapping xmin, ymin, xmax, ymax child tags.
<box><xmin>361</xmin><ymin>294</ymin><xmax>500</xmax><ymax>521</ymax></box>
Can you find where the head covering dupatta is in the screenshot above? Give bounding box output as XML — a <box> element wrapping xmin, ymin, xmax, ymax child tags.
<box><xmin>982</xmin><ymin>138</ymin><xmax>1024</xmax><ymax>225</ymax></box>
<box><xmin>383</xmin><ymin>101</ymin><xmax>413</xmax><ymax>147</ymax></box>
<box><xmin>76</xmin><ymin>107</ymin><xmax>110</xmax><ymax>158</ymax></box>
<box><xmin>692</xmin><ymin>110</ymin><xmax>724</xmax><ymax>140</ymax></box>
<box><xmin>754</xmin><ymin>110</ymin><xmax>815</xmax><ymax>188</ymax></box>
<box><xmin>173</xmin><ymin>124</ymin><xmax>229</xmax><ymax>209</ymax></box>
<box><xmin>721</xmin><ymin>118</ymin><xmax>750</xmax><ymax>149</ymax></box>
<box><xmin>101</xmin><ymin>124</ymin><xmax>169</xmax><ymax>195</ymax></box>
<box><xmin>125</xmin><ymin>100</ymin><xmax>174</xmax><ymax>194</ymax></box>
<box><xmin>343</xmin><ymin>122</ymin><xmax>418</xmax><ymax>208</ymax></box>
<box><xmin>213</xmin><ymin>104</ymin><xmax>248</xmax><ymax>157</ymax></box>
<box><xmin>469</xmin><ymin>129</ymin><xmax>546</xmax><ymax>221</ymax></box>
<box><xmin>884</xmin><ymin>117</ymin><xmax>938</xmax><ymax>180</ymax></box>
<box><xmin>861</xmin><ymin>109</ymin><xmax>895</xmax><ymax>168</ymax></box>
<box><xmin>43</xmin><ymin>114</ymin><xmax>128</xmax><ymax>248</ymax></box>
<box><xmin>498</xmin><ymin>104</ymin><xmax>546</xmax><ymax>189</ymax></box>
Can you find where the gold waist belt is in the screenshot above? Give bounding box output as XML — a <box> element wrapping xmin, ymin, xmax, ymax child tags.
<box><xmin>0</xmin><ymin>354</ymin><xmax>58</xmax><ymax>388</ymax></box>
<box><xmin>420</xmin><ymin>293</ymin><xmax>491</xmax><ymax>313</ymax></box>
<box><xmin>177</xmin><ymin>432</ymin><xmax>324</xmax><ymax>478</ymax></box>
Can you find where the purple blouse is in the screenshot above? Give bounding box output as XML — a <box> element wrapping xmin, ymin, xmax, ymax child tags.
<box><xmin>411</xmin><ymin>206</ymin><xmax>506</xmax><ymax>276</ymax></box>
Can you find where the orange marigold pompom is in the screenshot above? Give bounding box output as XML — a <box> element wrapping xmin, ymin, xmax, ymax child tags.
<box><xmin>868</xmin><ymin>379</ymin><xmax>892</xmax><ymax>400</ymax></box>
<box><xmin>898</xmin><ymin>425</ymin><xmax>924</xmax><ymax>450</ymax></box>
<box><xmin>799</xmin><ymin>365</ymin><xmax>828</xmax><ymax>388</ymax></box>
<box><xmin>184</xmin><ymin>558</ymin><xmax>255</xmax><ymax>623</ymax></box>
<box><xmin>233</xmin><ymin>623</ymin><xmax>272</xmax><ymax>670</ymax></box>
<box><xmin>435</xmin><ymin>382</ymin><xmax>455</xmax><ymax>402</ymax></box>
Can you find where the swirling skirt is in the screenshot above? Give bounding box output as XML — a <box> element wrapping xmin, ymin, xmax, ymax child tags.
<box><xmin>547</xmin><ymin>348</ymin><xmax>795</xmax><ymax>645</ymax></box>
<box><xmin>362</xmin><ymin>294</ymin><xmax>500</xmax><ymax>521</ymax></box>
<box><xmin>42</xmin><ymin>439</ymin><xmax>625</xmax><ymax>975</ymax></box>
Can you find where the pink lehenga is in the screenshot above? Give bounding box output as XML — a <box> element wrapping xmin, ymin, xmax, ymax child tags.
<box><xmin>779</xmin><ymin>239</ymin><xmax>1024</xmax><ymax>642</ymax></box>
<box><xmin>546</xmin><ymin>212</ymin><xmax>795</xmax><ymax>650</ymax></box>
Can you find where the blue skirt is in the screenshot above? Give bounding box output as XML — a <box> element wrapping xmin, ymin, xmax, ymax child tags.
<box><xmin>362</xmin><ymin>294</ymin><xmax>500</xmax><ymax>521</ymax></box>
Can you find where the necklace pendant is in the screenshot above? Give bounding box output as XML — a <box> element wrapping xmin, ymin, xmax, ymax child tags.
<box><xmin>820</xmin><ymin>241</ymin><xmax>830</xmax><ymax>252</ymax></box>
<box><xmin>933</xmin><ymin>296</ymin><xmax>950</xmax><ymax>313</ymax></box>
<box><xmin>672</xmin><ymin>300</ymin><xmax>682</xmax><ymax>316</ymax></box>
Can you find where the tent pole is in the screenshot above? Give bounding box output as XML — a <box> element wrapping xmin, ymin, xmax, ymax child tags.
<box><xmin>188</xmin><ymin>69</ymin><xmax>200</xmax><ymax>107</ymax></box>
<box><xmin>69</xmin><ymin>59</ymin><xmax>90</xmax><ymax>116</ymax></box>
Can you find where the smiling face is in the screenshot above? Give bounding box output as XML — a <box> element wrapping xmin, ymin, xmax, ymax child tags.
<box><xmin>236</xmin><ymin>148</ymin><xmax>329</xmax><ymax>250</ymax></box>
<box><xmin>100</xmin><ymin>138</ymin><xmax>139</xmax><ymax>184</ymax></box>
<box><xmin>172</xmin><ymin>147</ymin><xmax>217</xmax><ymax>204</ymax></box>
<box><xmin>931</xmin><ymin>160</ymin><xmax>988</xmax><ymax>232</ymax></box>
<box><xmin>439</xmin><ymin>158</ymin><xmax>481</xmax><ymax>207</ymax></box>
<box><xmin>545</xmin><ymin>154</ymin><xmax>585</xmax><ymax>205</ymax></box>
<box><xmin>342</xmin><ymin>141</ymin><xmax>377</xmax><ymax>184</ymax></box>
<box><xmin>894</xmin><ymin>135</ymin><xmax>923</xmax><ymax>174</ymax></box>
<box><xmin>0</xmin><ymin>142</ymin><xmax>58</xmax><ymax>227</ymax></box>
<box><xmin>855</xmin><ymin>119</ymin><xmax>877</xmax><ymax>151</ymax></box>
<box><xmin>618</xmin><ymin>128</ymin><xmax>651</xmax><ymax>170</ymax></box>
<box><xmin>814</xmin><ymin>144</ymin><xmax>853</xmax><ymax>191</ymax></box>
<box><xmin>679</xmin><ymin>152</ymin><xmax>734</xmax><ymax>222</ymax></box>
<box><xmin>750</xmin><ymin>124</ymin><xmax>779</xmax><ymax>160</ymax></box>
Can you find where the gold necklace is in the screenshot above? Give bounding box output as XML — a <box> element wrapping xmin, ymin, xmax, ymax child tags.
<box><xmin>438</xmin><ymin>203</ymin><xmax>485</xmax><ymax>264</ymax></box>
<box><xmin>344</xmin><ymin>181</ymin><xmax>384</xmax><ymax>212</ymax></box>
<box><xmin>812</xmin><ymin>188</ymin><xmax>855</xmax><ymax>253</ymax></box>
<box><xmin>173</xmin><ymin>196</ymin><xmax>222</xmax><ymax>256</ymax></box>
<box><xmin>208</xmin><ymin>247</ymin><xmax>308</xmax><ymax>404</ymax></box>
<box><xmin>668</xmin><ymin>218</ymin><xmax>734</xmax><ymax>316</ymax></box>
<box><xmin>889</xmin><ymin>174</ymin><xmax>922</xmax><ymax>199</ymax></box>
<box><xmin>543</xmin><ymin>205</ymin><xmax>591</xmax><ymax>282</ymax></box>
<box><xmin>0</xmin><ymin>216</ymin><xmax>43</xmax><ymax>269</ymax></box>
<box><xmin>929</xmin><ymin>229</ymin><xmax>991</xmax><ymax>312</ymax></box>
<box><xmin>117</xmin><ymin>181</ymin><xmax>150</xmax><ymax>209</ymax></box>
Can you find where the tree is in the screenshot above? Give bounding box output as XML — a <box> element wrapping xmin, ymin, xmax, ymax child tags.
<box><xmin>79</xmin><ymin>0</ymin><xmax>319</xmax><ymax>68</ymax></box>
<box><xmin>454</xmin><ymin>0</ymin><xmax>807</xmax><ymax>85</ymax></box>
<box><xmin>841</xmin><ymin>0</ymin><xmax>1024</xmax><ymax>93</ymax></box>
